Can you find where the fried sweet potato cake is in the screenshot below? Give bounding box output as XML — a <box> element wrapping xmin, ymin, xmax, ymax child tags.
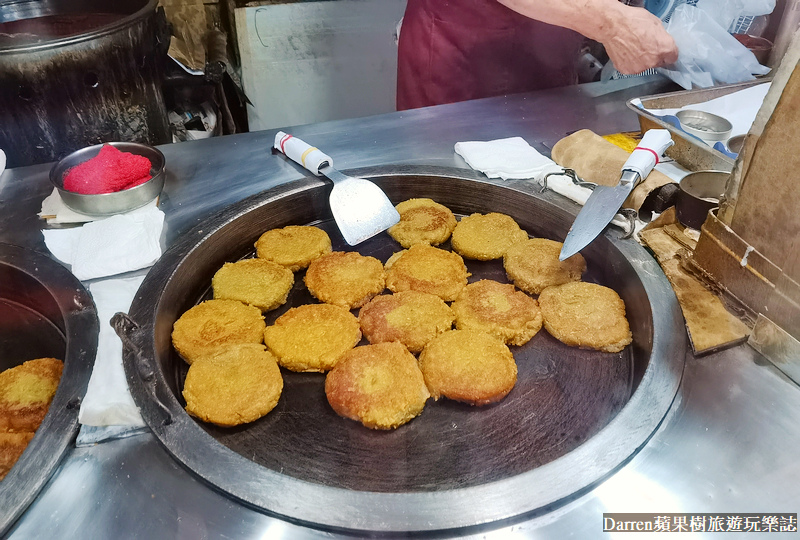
<box><xmin>171</xmin><ymin>299</ymin><xmax>266</xmax><ymax>364</ymax></box>
<box><xmin>451</xmin><ymin>212</ymin><xmax>529</xmax><ymax>260</ymax></box>
<box><xmin>538</xmin><ymin>281</ymin><xmax>632</xmax><ymax>353</ymax></box>
<box><xmin>212</xmin><ymin>258</ymin><xmax>294</xmax><ymax>312</ymax></box>
<box><xmin>264</xmin><ymin>303</ymin><xmax>362</xmax><ymax>372</ymax></box>
<box><xmin>387</xmin><ymin>198</ymin><xmax>457</xmax><ymax>248</ymax></box>
<box><xmin>0</xmin><ymin>358</ymin><xmax>63</xmax><ymax>433</ymax></box>
<box><xmin>419</xmin><ymin>329</ymin><xmax>517</xmax><ymax>406</ymax></box>
<box><xmin>384</xmin><ymin>244</ymin><xmax>469</xmax><ymax>302</ymax></box>
<box><xmin>254</xmin><ymin>225</ymin><xmax>332</xmax><ymax>272</ymax></box>
<box><xmin>503</xmin><ymin>238</ymin><xmax>586</xmax><ymax>295</ymax></box>
<box><xmin>182</xmin><ymin>343</ymin><xmax>283</xmax><ymax>427</ymax></box>
<box><xmin>452</xmin><ymin>279</ymin><xmax>543</xmax><ymax>346</ymax></box>
<box><xmin>305</xmin><ymin>251</ymin><xmax>386</xmax><ymax>309</ymax></box>
<box><xmin>0</xmin><ymin>431</ymin><xmax>34</xmax><ymax>481</ymax></box>
<box><xmin>325</xmin><ymin>342</ymin><xmax>430</xmax><ymax>430</ymax></box>
<box><xmin>358</xmin><ymin>291</ymin><xmax>454</xmax><ymax>353</ymax></box>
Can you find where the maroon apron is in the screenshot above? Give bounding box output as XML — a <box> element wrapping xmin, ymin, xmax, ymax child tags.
<box><xmin>397</xmin><ymin>0</ymin><xmax>584</xmax><ymax>110</ymax></box>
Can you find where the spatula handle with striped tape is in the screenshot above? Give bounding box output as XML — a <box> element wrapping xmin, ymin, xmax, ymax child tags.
<box><xmin>274</xmin><ymin>131</ymin><xmax>332</xmax><ymax>176</ymax></box>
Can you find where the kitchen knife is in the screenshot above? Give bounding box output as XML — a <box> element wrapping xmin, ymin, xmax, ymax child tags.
<box><xmin>559</xmin><ymin>129</ymin><xmax>674</xmax><ymax>261</ymax></box>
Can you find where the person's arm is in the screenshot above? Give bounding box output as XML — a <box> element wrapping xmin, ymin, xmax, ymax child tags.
<box><xmin>497</xmin><ymin>0</ymin><xmax>678</xmax><ymax>74</ymax></box>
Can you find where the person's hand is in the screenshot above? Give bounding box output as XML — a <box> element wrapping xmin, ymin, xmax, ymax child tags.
<box><xmin>497</xmin><ymin>0</ymin><xmax>679</xmax><ymax>74</ymax></box>
<box><xmin>599</xmin><ymin>6</ymin><xmax>678</xmax><ymax>74</ymax></box>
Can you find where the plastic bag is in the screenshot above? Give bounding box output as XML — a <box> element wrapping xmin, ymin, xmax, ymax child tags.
<box><xmin>695</xmin><ymin>0</ymin><xmax>775</xmax><ymax>31</ymax></box>
<box><xmin>658</xmin><ymin>4</ymin><xmax>771</xmax><ymax>89</ymax></box>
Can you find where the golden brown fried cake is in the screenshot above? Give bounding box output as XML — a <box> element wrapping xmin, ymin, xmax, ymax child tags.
<box><xmin>358</xmin><ymin>291</ymin><xmax>454</xmax><ymax>353</ymax></box>
<box><xmin>264</xmin><ymin>303</ymin><xmax>362</xmax><ymax>372</ymax></box>
<box><xmin>304</xmin><ymin>251</ymin><xmax>386</xmax><ymax>309</ymax></box>
<box><xmin>451</xmin><ymin>212</ymin><xmax>529</xmax><ymax>260</ymax></box>
<box><xmin>452</xmin><ymin>280</ymin><xmax>543</xmax><ymax>346</ymax></box>
<box><xmin>538</xmin><ymin>281</ymin><xmax>633</xmax><ymax>353</ymax></box>
<box><xmin>212</xmin><ymin>258</ymin><xmax>294</xmax><ymax>312</ymax></box>
<box><xmin>384</xmin><ymin>244</ymin><xmax>469</xmax><ymax>302</ymax></box>
<box><xmin>418</xmin><ymin>329</ymin><xmax>517</xmax><ymax>406</ymax></box>
<box><xmin>387</xmin><ymin>198</ymin><xmax>457</xmax><ymax>247</ymax></box>
<box><xmin>325</xmin><ymin>342</ymin><xmax>430</xmax><ymax>430</ymax></box>
<box><xmin>0</xmin><ymin>431</ymin><xmax>34</xmax><ymax>481</ymax></box>
<box><xmin>503</xmin><ymin>238</ymin><xmax>586</xmax><ymax>295</ymax></box>
<box><xmin>171</xmin><ymin>299</ymin><xmax>266</xmax><ymax>364</ymax></box>
<box><xmin>0</xmin><ymin>358</ymin><xmax>63</xmax><ymax>433</ymax></box>
<box><xmin>182</xmin><ymin>343</ymin><xmax>283</xmax><ymax>427</ymax></box>
<box><xmin>254</xmin><ymin>225</ymin><xmax>332</xmax><ymax>272</ymax></box>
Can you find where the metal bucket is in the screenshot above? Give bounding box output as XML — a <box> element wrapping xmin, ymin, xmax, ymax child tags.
<box><xmin>0</xmin><ymin>0</ymin><xmax>170</xmax><ymax>168</ymax></box>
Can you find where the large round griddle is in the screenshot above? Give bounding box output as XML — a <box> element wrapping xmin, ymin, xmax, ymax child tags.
<box><xmin>120</xmin><ymin>165</ymin><xmax>685</xmax><ymax>534</ymax></box>
<box><xmin>0</xmin><ymin>243</ymin><xmax>98</xmax><ymax>535</ymax></box>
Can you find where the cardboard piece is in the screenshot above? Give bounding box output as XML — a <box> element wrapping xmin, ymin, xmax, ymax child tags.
<box><xmin>690</xmin><ymin>34</ymin><xmax>800</xmax><ymax>356</ymax></box>
<box><xmin>159</xmin><ymin>0</ymin><xmax>209</xmax><ymax>71</ymax></box>
<box><xmin>640</xmin><ymin>225</ymin><xmax>750</xmax><ymax>354</ymax></box>
<box><xmin>727</xmin><ymin>64</ymin><xmax>800</xmax><ymax>269</ymax></box>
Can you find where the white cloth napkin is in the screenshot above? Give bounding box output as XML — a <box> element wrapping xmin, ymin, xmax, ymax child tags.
<box><xmin>455</xmin><ymin>137</ymin><xmax>563</xmax><ymax>180</ymax></box>
<box><xmin>79</xmin><ymin>276</ymin><xmax>147</xmax><ymax>428</ymax></box>
<box><xmin>39</xmin><ymin>188</ymin><xmax>159</xmax><ymax>225</ymax></box>
<box><xmin>454</xmin><ymin>137</ymin><xmax>631</xmax><ymax>232</ymax></box>
<box><xmin>42</xmin><ymin>205</ymin><xmax>165</xmax><ymax>281</ymax></box>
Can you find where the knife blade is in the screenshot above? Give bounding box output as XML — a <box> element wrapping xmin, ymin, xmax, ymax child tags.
<box><xmin>559</xmin><ymin>129</ymin><xmax>674</xmax><ymax>261</ymax></box>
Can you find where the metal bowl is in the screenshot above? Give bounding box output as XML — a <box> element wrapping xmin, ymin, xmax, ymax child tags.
<box><xmin>727</xmin><ymin>134</ymin><xmax>746</xmax><ymax>154</ymax></box>
<box><xmin>676</xmin><ymin>109</ymin><xmax>733</xmax><ymax>145</ymax></box>
<box><xmin>676</xmin><ymin>170</ymin><xmax>730</xmax><ymax>230</ymax></box>
<box><xmin>49</xmin><ymin>142</ymin><xmax>165</xmax><ymax>216</ymax></box>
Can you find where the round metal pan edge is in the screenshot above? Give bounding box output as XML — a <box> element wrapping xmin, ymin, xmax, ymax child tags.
<box><xmin>0</xmin><ymin>243</ymin><xmax>99</xmax><ymax>536</ymax></box>
<box><xmin>121</xmin><ymin>165</ymin><xmax>686</xmax><ymax>534</ymax></box>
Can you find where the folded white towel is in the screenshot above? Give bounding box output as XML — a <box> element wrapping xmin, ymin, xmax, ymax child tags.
<box><xmin>454</xmin><ymin>137</ymin><xmax>631</xmax><ymax>232</ymax></box>
<box><xmin>454</xmin><ymin>137</ymin><xmax>562</xmax><ymax>180</ymax></box>
<box><xmin>42</xmin><ymin>205</ymin><xmax>165</xmax><ymax>281</ymax></box>
<box><xmin>78</xmin><ymin>276</ymin><xmax>147</xmax><ymax>428</ymax></box>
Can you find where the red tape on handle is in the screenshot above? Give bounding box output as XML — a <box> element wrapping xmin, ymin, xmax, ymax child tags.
<box><xmin>279</xmin><ymin>133</ymin><xmax>294</xmax><ymax>155</ymax></box>
<box><xmin>633</xmin><ymin>146</ymin><xmax>660</xmax><ymax>164</ymax></box>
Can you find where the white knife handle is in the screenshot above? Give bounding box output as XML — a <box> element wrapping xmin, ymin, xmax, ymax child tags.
<box><xmin>622</xmin><ymin>129</ymin><xmax>674</xmax><ymax>180</ymax></box>
<box><xmin>274</xmin><ymin>131</ymin><xmax>332</xmax><ymax>176</ymax></box>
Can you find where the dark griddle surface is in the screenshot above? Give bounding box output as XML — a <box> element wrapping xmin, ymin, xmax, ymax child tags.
<box><xmin>171</xmin><ymin>220</ymin><xmax>632</xmax><ymax>493</ymax></box>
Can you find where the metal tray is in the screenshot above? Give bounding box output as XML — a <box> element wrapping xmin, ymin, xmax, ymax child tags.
<box><xmin>0</xmin><ymin>243</ymin><xmax>98</xmax><ymax>535</ymax></box>
<box><xmin>118</xmin><ymin>165</ymin><xmax>685</xmax><ymax>534</ymax></box>
<box><xmin>627</xmin><ymin>79</ymin><xmax>770</xmax><ymax>172</ymax></box>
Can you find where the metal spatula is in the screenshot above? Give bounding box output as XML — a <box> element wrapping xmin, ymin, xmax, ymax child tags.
<box><xmin>274</xmin><ymin>131</ymin><xmax>400</xmax><ymax>246</ymax></box>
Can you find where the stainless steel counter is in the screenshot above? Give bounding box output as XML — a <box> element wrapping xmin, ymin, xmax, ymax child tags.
<box><xmin>2</xmin><ymin>75</ymin><xmax>799</xmax><ymax>538</ymax></box>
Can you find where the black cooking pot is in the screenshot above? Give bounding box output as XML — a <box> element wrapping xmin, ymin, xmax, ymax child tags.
<box><xmin>0</xmin><ymin>243</ymin><xmax>98</xmax><ymax>535</ymax></box>
<box><xmin>116</xmin><ymin>165</ymin><xmax>685</xmax><ymax>534</ymax></box>
<box><xmin>0</xmin><ymin>0</ymin><xmax>170</xmax><ymax>168</ymax></box>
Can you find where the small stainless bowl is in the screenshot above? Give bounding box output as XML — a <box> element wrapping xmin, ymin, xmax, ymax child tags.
<box><xmin>50</xmin><ymin>142</ymin><xmax>165</xmax><ymax>216</ymax></box>
<box><xmin>727</xmin><ymin>134</ymin><xmax>746</xmax><ymax>154</ymax></box>
<box><xmin>676</xmin><ymin>170</ymin><xmax>730</xmax><ymax>230</ymax></box>
<box><xmin>676</xmin><ymin>109</ymin><xmax>733</xmax><ymax>145</ymax></box>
